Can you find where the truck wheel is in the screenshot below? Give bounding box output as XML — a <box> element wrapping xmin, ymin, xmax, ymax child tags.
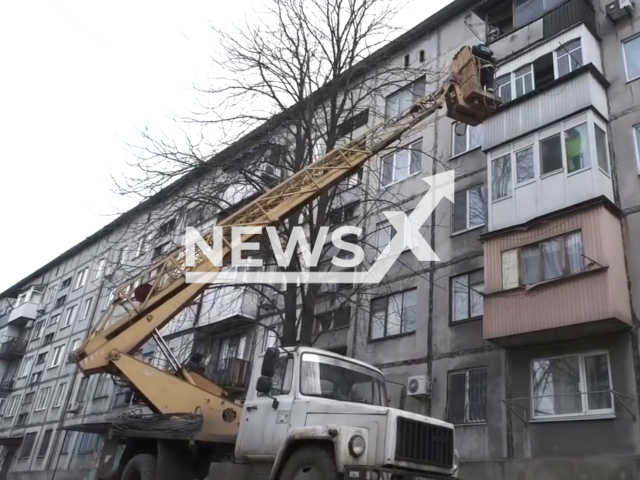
<box><xmin>280</xmin><ymin>446</ymin><xmax>338</xmax><ymax>480</ymax></box>
<box><xmin>121</xmin><ymin>453</ymin><xmax>157</xmax><ymax>480</ymax></box>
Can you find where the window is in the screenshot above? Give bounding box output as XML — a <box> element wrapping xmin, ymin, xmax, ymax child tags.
<box><xmin>370</xmin><ymin>289</ymin><xmax>417</xmax><ymax>340</ymax></box>
<box><xmin>6</xmin><ymin>395</ymin><xmax>21</xmax><ymax>417</ymax></box>
<box><xmin>54</xmin><ymin>296</ymin><xmax>66</xmax><ymax>309</ymax></box>
<box><xmin>36</xmin><ymin>352</ymin><xmax>47</xmax><ymax>365</ymax></box>
<box><xmin>452</xmin><ymin>124</ymin><xmax>481</xmax><ymax>157</ymax></box>
<box><xmin>102</xmin><ymin>289</ymin><xmax>115</xmax><ymax>311</ymax></box>
<box><xmin>451</xmin><ymin>270</ymin><xmax>484</xmax><ymax>322</ymax></box>
<box><xmin>49</xmin><ymin>345</ymin><xmax>64</xmax><ymax>368</ymax></box>
<box><xmin>540</xmin><ymin>134</ymin><xmax>563</xmax><ymax>174</ymax></box>
<box><xmin>385</xmin><ymin>77</ymin><xmax>426</xmax><ymax>118</ymax></box>
<box><xmin>514</xmin><ymin>0</ymin><xmax>544</xmax><ymax>28</ymax></box>
<box><xmin>262</xmin><ymin>321</ymin><xmax>281</xmax><ymax>352</ymax></box>
<box><xmin>77</xmin><ymin>433</ymin><xmax>99</xmax><ymax>454</ymax></box>
<box><xmin>491</xmin><ymin>154</ymin><xmax>512</xmax><ymax>200</ymax></box>
<box><xmin>0</xmin><ymin>398</ymin><xmax>5</xmax><ymax>416</ymax></box>
<box><xmin>623</xmin><ymin>34</ymin><xmax>640</xmax><ymax>81</ymax></box>
<box><xmin>514</xmin><ymin>64</ymin><xmax>534</xmax><ymax>97</ymax></box>
<box><xmin>93</xmin><ymin>259</ymin><xmax>106</xmax><ymax>280</ymax></box>
<box><xmin>62</xmin><ymin>305</ymin><xmax>78</xmax><ymax>328</ymax></box>
<box><xmin>565</xmin><ymin>123</ymin><xmax>590</xmax><ymax>173</ymax></box>
<box><xmin>48</xmin><ymin>314</ymin><xmax>60</xmax><ymax>327</ymax></box>
<box><xmin>327</xmin><ymin>202</ymin><xmax>359</xmax><ymax>226</ymax></box>
<box><xmin>74</xmin><ymin>268</ymin><xmax>88</xmax><ymax>290</ymax></box>
<box><xmin>30</xmin><ymin>371</ymin><xmax>42</xmax><ymax>385</ymax></box>
<box><xmin>35</xmin><ymin>387</ymin><xmax>51</xmax><ymax>411</ymax></box>
<box><xmin>133</xmin><ymin>233</ymin><xmax>152</xmax><ymax>259</ymax></box>
<box><xmin>15</xmin><ymin>413</ymin><xmax>28</xmax><ymax>426</ymax></box>
<box><xmin>515</xmin><ymin>146</ymin><xmax>535</xmax><ymax>184</ymax></box>
<box><xmin>52</xmin><ymin>383</ymin><xmax>67</xmax><ymax>408</ymax></box>
<box><xmin>32</xmin><ymin>321</ymin><xmax>44</xmax><ymax>340</ymax></box>
<box><xmin>19</xmin><ymin>356</ymin><xmax>34</xmax><ymax>378</ymax></box>
<box><xmin>23</xmin><ymin>392</ymin><xmax>35</xmax><ymax>405</ymax></box>
<box><xmin>532</xmin><ymin>352</ymin><xmax>613</xmax><ymax>419</ymax></box>
<box><xmin>265</xmin><ymin>357</ymin><xmax>294</xmax><ymax>397</ymax></box>
<box><xmin>501</xmin><ymin>231</ymin><xmax>584</xmax><ymax>288</ymax></box>
<box><xmin>595</xmin><ymin>125</ymin><xmax>609</xmax><ymax>174</ymax></box>
<box><xmin>44</xmin><ymin>284</ymin><xmax>58</xmax><ymax>305</ymax></box>
<box><xmin>93</xmin><ymin>374</ymin><xmax>110</xmax><ymax>399</ymax></box>
<box><xmin>43</xmin><ymin>334</ymin><xmax>54</xmax><ymax>346</ymax></box>
<box><xmin>556</xmin><ymin>39</ymin><xmax>582</xmax><ymax>77</ymax></box>
<box><xmin>381</xmin><ymin>139</ymin><xmax>421</xmax><ymax>186</ymax></box>
<box><xmin>376</xmin><ymin>220</ymin><xmax>396</xmax><ymax>252</ymax></box>
<box><xmin>76</xmin><ymin>376</ymin><xmax>89</xmax><ymax>403</ymax></box>
<box><xmin>419</xmin><ymin>50</ymin><xmax>425</xmax><ymax>62</ymax></box>
<box><xmin>60</xmin><ymin>432</ymin><xmax>74</xmax><ymax>455</ymax></box>
<box><xmin>453</xmin><ymin>186</ymin><xmax>485</xmax><ymax>233</ymax></box>
<box><xmin>336</xmin><ymin>110</ymin><xmax>369</xmax><ymax>139</ymax></box>
<box><xmin>19</xmin><ymin>432</ymin><xmax>37</xmax><ymax>458</ymax></box>
<box><xmin>67</xmin><ymin>339</ymin><xmax>82</xmax><ymax>363</ymax></box>
<box><xmin>60</xmin><ymin>278</ymin><xmax>72</xmax><ymax>290</ymax></box>
<box><xmin>495</xmin><ymin>74</ymin><xmax>512</xmax><ymax>102</ymax></box>
<box><xmin>152</xmin><ymin>242</ymin><xmax>171</xmax><ymax>260</ymax></box>
<box><xmin>403</xmin><ymin>54</ymin><xmax>409</xmax><ymax>68</ymax></box>
<box><xmin>158</xmin><ymin>218</ymin><xmax>177</xmax><ymax>237</ymax></box>
<box><xmin>37</xmin><ymin>430</ymin><xmax>53</xmax><ymax>458</ymax></box>
<box><xmin>314</xmin><ymin>307</ymin><xmax>350</xmax><ymax>334</ymax></box>
<box><xmin>81</xmin><ymin>298</ymin><xmax>93</xmax><ymax>320</ymax></box>
<box><xmin>447</xmin><ymin>367</ymin><xmax>486</xmax><ymax>425</ymax></box>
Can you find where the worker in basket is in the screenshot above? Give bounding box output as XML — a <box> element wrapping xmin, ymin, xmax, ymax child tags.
<box><xmin>471</xmin><ymin>43</ymin><xmax>496</xmax><ymax>94</ymax></box>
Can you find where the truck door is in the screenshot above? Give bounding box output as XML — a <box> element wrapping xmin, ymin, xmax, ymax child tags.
<box><xmin>238</xmin><ymin>356</ymin><xmax>295</xmax><ymax>460</ymax></box>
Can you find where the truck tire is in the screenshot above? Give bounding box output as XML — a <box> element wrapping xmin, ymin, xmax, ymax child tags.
<box><xmin>121</xmin><ymin>453</ymin><xmax>157</xmax><ymax>480</ymax></box>
<box><xmin>279</xmin><ymin>445</ymin><xmax>339</xmax><ymax>480</ymax></box>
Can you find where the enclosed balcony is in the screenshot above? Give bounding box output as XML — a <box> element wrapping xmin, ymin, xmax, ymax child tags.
<box><xmin>482</xmin><ymin>201</ymin><xmax>632</xmax><ymax>347</ymax></box>
<box><xmin>7</xmin><ymin>302</ymin><xmax>38</xmax><ymax>326</ymax></box>
<box><xmin>475</xmin><ymin>0</ymin><xmax>596</xmax><ymax>61</ymax></box>
<box><xmin>0</xmin><ymin>337</ymin><xmax>27</xmax><ymax>361</ymax></box>
<box><xmin>211</xmin><ymin>358</ymin><xmax>250</xmax><ymax>391</ymax></box>
<box><xmin>0</xmin><ymin>376</ymin><xmax>16</xmax><ymax>397</ymax></box>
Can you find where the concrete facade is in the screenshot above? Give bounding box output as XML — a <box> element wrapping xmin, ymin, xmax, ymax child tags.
<box><xmin>1</xmin><ymin>0</ymin><xmax>640</xmax><ymax>479</ymax></box>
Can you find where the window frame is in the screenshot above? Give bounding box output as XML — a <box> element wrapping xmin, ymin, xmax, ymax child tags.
<box><xmin>52</xmin><ymin>383</ymin><xmax>67</xmax><ymax>408</ymax></box>
<box><xmin>81</xmin><ymin>298</ymin><xmax>93</xmax><ymax>321</ymax></box>
<box><xmin>93</xmin><ymin>374</ymin><xmax>111</xmax><ymax>399</ymax></box>
<box><xmin>19</xmin><ymin>432</ymin><xmax>37</xmax><ymax>459</ymax></box>
<box><xmin>634</xmin><ymin>125</ymin><xmax>640</xmax><ymax>175</ymax></box>
<box><xmin>555</xmin><ymin>39</ymin><xmax>583</xmax><ymax>77</ymax></box>
<box><xmin>34</xmin><ymin>387</ymin><xmax>52</xmax><ymax>411</ymax></box>
<box><xmin>530</xmin><ymin>350</ymin><xmax>614</xmax><ymax>420</ymax></box>
<box><xmin>77</xmin><ymin>433</ymin><xmax>100</xmax><ymax>454</ymax></box>
<box><xmin>368</xmin><ymin>288</ymin><xmax>418</xmax><ymax>341</ymax></box>
<box><xmin>446</xmin><ymin>366</ymin><xmax>487</xmax><ymax>425</ymax></box>
<box><xmin>74</xmin><ymin>268</ymin><xmax>88</xmax><ymax>290</ymax></box>
<box><xmin>62</xmin><ymin>304</ymin><xmax>78</xmax><ymax>328</ymax></box>
<box><xmin>380</xmin><ymin>138</ymin><xmax>422</xmax><ymax>187</ymax></box>
<box><xmin>49</xmin><ymin>345</ymin><xmax>64</xmax><ymax>368</ymax></box>
<box><xmin>384</xmin><ymin>76</ymin><xmax>426</xmax><ymax>119</ymax></box>
<box><xmin>451</xmin><ymin>124</ymin><xmax>482</xmax><ymax>157</ymax></box>
<box><xmin>622</xmin><ymin>33</ymin><xmax>640</xmax><ymax>83</ymax></box>
<box><xmin>6</xmin><ymin>394</ymin><xmax>21</xmax><ymax>417</ymax></box>
<box><xmin>93</xmin><ymin>258</ymin><xmax>106</xmax><ymax>280</ymax></box>
<box><xmin>449</xmin><ymin>270</ymin><xmax>485</xmax><ymax>324</ymax></box>
<box><xmin>37</xmin><ymin>429</ymin><xmax>53</xmax><ymax>458</ymax></box>
<box><xmin>452</xmin><ymin>185</ymin><xmax>486</xmax><ymax>234</ymax></box>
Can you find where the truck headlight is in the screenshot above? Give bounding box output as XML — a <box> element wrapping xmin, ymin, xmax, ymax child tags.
<box><xmin>348</xmin><ymin>435</ymin><xmax>366</xmax><ymax>457</ymax></box>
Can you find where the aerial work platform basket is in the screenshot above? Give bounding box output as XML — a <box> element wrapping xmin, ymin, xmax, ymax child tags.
<box><xmin>445</xmin><ymin>45</ymin><xmax>502</xmax><ymax>127</ymax></box>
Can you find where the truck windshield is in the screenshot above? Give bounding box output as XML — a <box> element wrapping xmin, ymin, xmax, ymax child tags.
<box><xmin>300</xmin><ymin>353</ymin><xmax>386</xmax><ymax>406</ymax></box>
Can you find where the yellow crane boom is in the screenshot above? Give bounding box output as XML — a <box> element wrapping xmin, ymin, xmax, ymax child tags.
<box><xmin>72</xmin><ymin>46</ymin><xmax>500</xmax><ymax>438</ymax></box>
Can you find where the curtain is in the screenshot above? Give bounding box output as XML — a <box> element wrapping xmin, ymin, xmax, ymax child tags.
<box><xmin>453</xmin><ymin>275</ymin><xmax>469</xmax><ymax>322</ymax></box>
<box><xmin>565</xmin><ymin>232</ymin><xmax>584</xmax><ymax>274</ymax></box>
<box><xmin>585</xmin><ymin>354</ymin><xmax>612</xmax><ymax>410</ymax></box>
<box><xmin>521</xmin><ymin>245</ymin><xmax>542</xmax><ymax>285</ymax></box>
<box><xmin>541</xmin><ymin>238</ymin><xmax>563</xmax><ymax>280</ymax></box>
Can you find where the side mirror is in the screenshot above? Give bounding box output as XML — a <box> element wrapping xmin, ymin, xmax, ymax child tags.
<box><xmin>261</xmin><ymin>347</ymin><xmax>279</xmax><ymax>377</ymax></box>
<box><xmin>256</xmin><ymin>376</ymin><xmax>273</xmax><ymax>394</ymax></box>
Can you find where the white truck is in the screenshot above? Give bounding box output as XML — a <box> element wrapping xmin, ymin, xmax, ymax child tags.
<box><xmin>212</xmin><ymin>346</ymin><xmax>459</xmax><ymax>480</ymax></box>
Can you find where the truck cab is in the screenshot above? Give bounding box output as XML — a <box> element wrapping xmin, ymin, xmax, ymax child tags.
<box><xmin>231</xmin><ymin>346</ymin><xmax>459</xmax><ymax>480</ymax></box>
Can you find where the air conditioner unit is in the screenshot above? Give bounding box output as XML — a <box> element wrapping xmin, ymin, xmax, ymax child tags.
<box><xmin>407</xmin><ymin>374</ymin><xmax>432</xmax><ymax>398</ymax></box>
<box><xmin>606</xmin><ymin>0</ymin><xmax>634</xmax><ymax>22</ymax></box>
<box><xmin>67</xmin><ymin>401</ymin><xmax>83</xmax><ymax>414</ymax></box>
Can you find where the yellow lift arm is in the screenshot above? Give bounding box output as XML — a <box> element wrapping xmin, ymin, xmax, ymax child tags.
<box><xmin>72</xmin><ymin>46</ymin><xmax>500</xmax><ymax>437</ymax></box>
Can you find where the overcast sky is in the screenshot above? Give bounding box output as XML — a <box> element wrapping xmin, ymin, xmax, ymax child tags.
<box><xmin>0</xmin><ymin>0</ymin><xmax>453</xmax><ymax>293</ymax></box>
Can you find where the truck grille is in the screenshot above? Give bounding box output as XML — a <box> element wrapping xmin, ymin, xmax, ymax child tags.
<box><xmin>395</xmin><ymin>417</ymin><xmax>454</xmax><ymax>468</ymax></box>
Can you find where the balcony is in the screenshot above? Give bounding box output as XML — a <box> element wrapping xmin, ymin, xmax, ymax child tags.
<box><xmin>478</xmin><ymin>0</ymin><xmax>596</xmax><ymax>61</ymax></box>
<box><xmin>7</xmin><ymin>302</ymin><xmax>39</xmax><ymax>326</ymax></box>
<box><xmin>482</xmin><ymin>202</ymin><xmax>632</xmax><ymax>347</ymax></box>
<box><xmin>0</xmin><ymin>376</ymin><xmax>16</xmax><ymax>397</ymax></box>
<box><xmin>211</xmin><ymin>358</ymin><xmax>250</xmax><ymax>391</ymax></box>
<box><xmin>0</xmin><ymin>337</ymin><xmax>27</xmax><ymax>361</ymax></box>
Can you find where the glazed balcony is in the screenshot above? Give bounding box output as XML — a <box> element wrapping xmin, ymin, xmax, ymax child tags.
<box><xmin>0</xmin><ymin>337</ymin><xmax>27</xmax><ymax>361</ymax></box>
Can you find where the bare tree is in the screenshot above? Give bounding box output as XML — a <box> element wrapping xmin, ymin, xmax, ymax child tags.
<box><xmin>110</xmin><ymin>0</ymin><xmax>448</xmax><ymax>355</ymax></box>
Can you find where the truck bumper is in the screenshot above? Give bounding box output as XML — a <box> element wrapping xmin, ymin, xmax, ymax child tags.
<box><xmin>344</xmin><ymin>465</ymin><xmax>456</xmax><ymax>480</ymax></box>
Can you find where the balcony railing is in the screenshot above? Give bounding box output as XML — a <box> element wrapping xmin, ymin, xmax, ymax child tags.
<box><xmin>0</xmin><ymin>337</ymin><xmax>28</xmax><ymax>361</ymax></box>
<box><xmin>0</xmin><ymin>376</ymin><xmax>16</xmax><ymax>396</ymax></box>
<box><xmin>211</xmin><ymin>358</ymin><xmax>250</xmax><ymax>390</ymax></box>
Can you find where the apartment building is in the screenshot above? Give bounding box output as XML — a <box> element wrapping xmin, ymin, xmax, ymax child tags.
<box><xmin>1</xmin><ymin>0</ymin><xmax>640</xmax><ymax>479</ymax></box>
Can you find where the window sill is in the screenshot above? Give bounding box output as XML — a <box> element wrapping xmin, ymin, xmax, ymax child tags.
<box><xmin>625</xmin><ymin>75</ymin><xmax>640</xmax><ymax>85</ymax></box>
<box><xmin>530</xmin><ymin>413</ymin><xmax>615</xmax><ymax>423</ymax></box>
<box><xmin>450</xmin><ymin>421</ymin><xmax>487</xmax><ymax>427</ymax></box>
<box><xmin>598</xmin><ymin>167</ymin><xmax>611</xmax><ymax>178</ymax></box>
<box><xmin>380</xmin><ymin>171</ymin><xmax>422</xmax><ymax>190</ymax></box>
<box><xmin>368</xmin><ymin>331</ymin><xmax>416</xmax><ymax>344</ymax></box>
<box><xmin>491</xmin><ymin>195</ymin><xmax>513</xmax><ymax>205</ymax></box>
<box><xmin>540</xmin><ymin>168</ymin><xmax>564</xmax><ymax>180</ymax></box>
<box><xmin>449</xmin><ymin>145</ymin><xmax>482</xmax><ymax>162</ymax></box>
<box><xmin>515</xmin><ymin>179</ymin><xmax>536</xmax><ymax>189</ymax></box>
<box><xmin>567</xmin><ymin>166</ymin><xmax>591</xmax><ymax>178</ymax></box>
<box><xmin>451</xmin><ymin>224</ymin><xmax>484</xmax><ymax>237</ymax></box>
<box><xmin>449</xmin><ymin>316</ymin><xmax>483</xmax><ymax>326</ymax></box>
<box><xmin>47</xmin><ymin>364</ymin><xmax>61</xmax><ymax>370</ymax></box>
